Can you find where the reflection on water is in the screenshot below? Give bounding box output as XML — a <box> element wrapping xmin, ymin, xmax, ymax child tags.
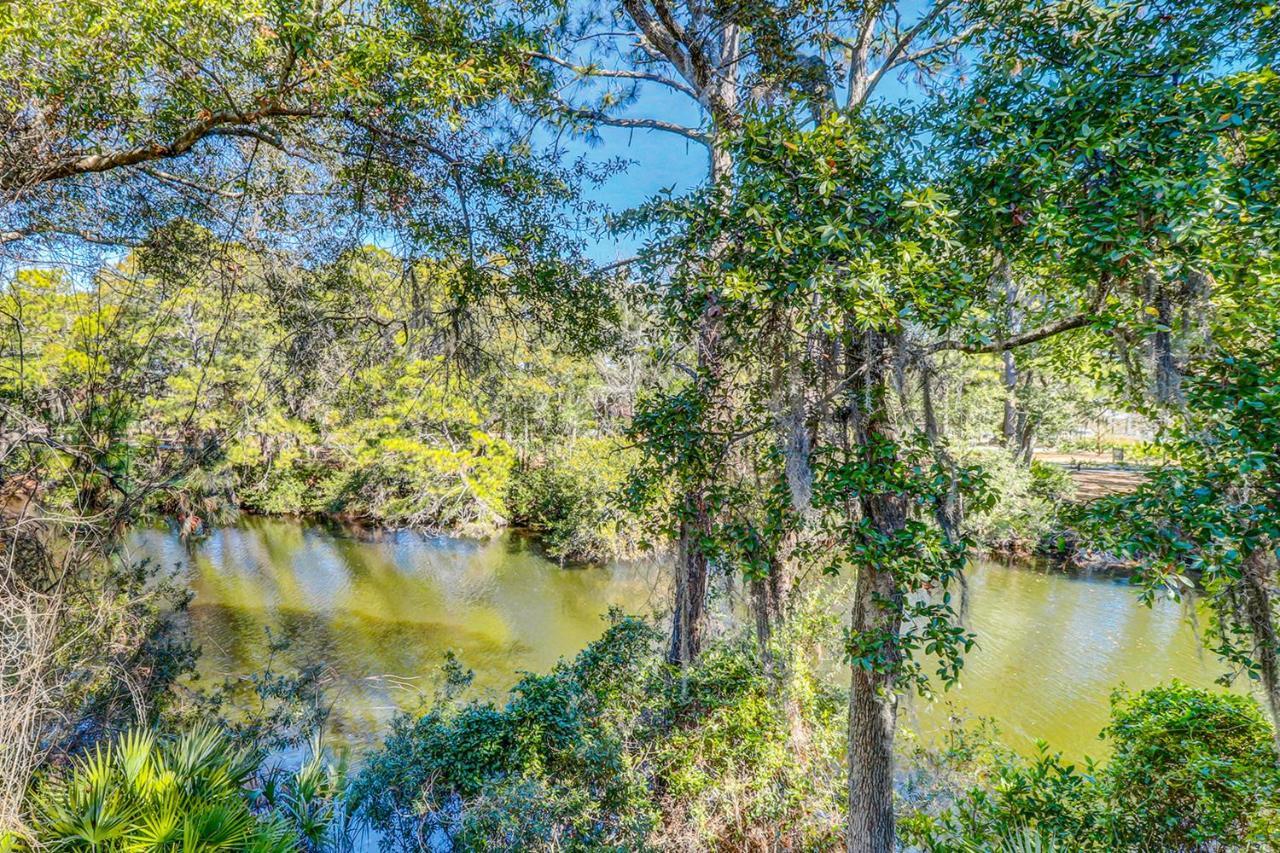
<box><xmin>130</xmin><ymin>517</ymin><xmax>1225</xmax><ymax>761</ymax></box>
<box><xmin>130</xmin><ymin>518</ymin><xmax>670</xmax><ymax>751</ymax></box>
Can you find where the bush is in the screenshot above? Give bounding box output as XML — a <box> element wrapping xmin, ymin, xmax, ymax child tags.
<box><xmin>1102</xmin><ymin>683</ymin><xmax>1280</xmax><ymax>849</ymax></box>
<box><xmin>13</xmin><ymin>726</ymin><xmax>346</xmax><ymax>851</ymax></box>
<box><xmin>905</xmin><ymin>681</ymin><xmax>1280</xmax><ymax>851</ymax></box>
<box><xmin>961</xmin><ymin>450</ymin><xmax>1075</xmax><ymax>553</ymax></box>
<box><xmin>1027</xmin><ymin>460</ymin><xmax>1074</xmax><ymax>504</ymax></box>
<box><xmin>350</xmin><ymin>614</ymin><xmax>662</xmax><ymax>850</ymax></box>
<box><xmin>351</xmin><ymin>609</ymin><xmax>846</xmax><ymax>851</ymax></box>
<box><xmin>507</xmin><ymin>437</ymin><xmax>643</xmax><ymax>562</ymax></box>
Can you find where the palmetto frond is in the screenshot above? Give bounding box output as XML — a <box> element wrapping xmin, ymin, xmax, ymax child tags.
<box><xmin>114</xmin><ymin>729</ymin><xmax>157</xmax><ymax>794</ymax></box>
<box><xmin>25</xmin><ymin>726</ymin><xmax>323</xmax><ymax>851</ymax></box>
<box><xmin>182</xmin><ymin>804</ymin><xmax>256</xmax><ymax>849</ymax></box>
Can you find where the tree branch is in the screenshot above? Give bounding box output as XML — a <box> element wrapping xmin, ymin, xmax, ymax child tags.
<box><xmin>890</xmin><ymin>23</ymin><xmax>983</xmax><ymax>70</ymax></box>
<box><xmin>139</xmin><ymin>167</ymin><xmax>244</xmax><ymax>199</ymax></box>
<box><xmin>0</xmin><ymin>226</ymin><xmax>148</xmax><ymax>248</ymax></box>
<box><xmin>6</xmin><ymin>104</ymin><xmax>318</xmax><ymax>192</ymax></box>
<box><xmin>558</xmin><ymin>100</ymin><xmax>711</xmax><ymax>145</ymax></box>
<box><xmin>621</xmin><ymin>0</ymin><xmax>696</xmax><ymax>85</ymax></box>
<box><xmin>929</xmin><ymin>313</ymin><xmax>1094</xmax><ymax>354</ymax></box>
<box><xmin>529</xmin><ymin>51</ymin><xmax>700</xmax><ymax>100</ymax></box>
<box><xmin>930</xmin><ymin>278</ymin><xmax>1113</xmax><ymax>354</ymax></box>
<box><xmin>860</xmin><ymin>0</ymin><xmax>964</xmax><ymax>102</ymax></box>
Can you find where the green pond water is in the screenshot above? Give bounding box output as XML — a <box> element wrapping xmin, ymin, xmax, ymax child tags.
<box><xmin>129</xmin><ymin>516</ymin><xmax>1228</xmax><ymax>762</ymax></box>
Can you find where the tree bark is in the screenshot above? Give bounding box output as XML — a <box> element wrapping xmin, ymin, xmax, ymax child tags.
<box><xmin>667</xmin><ymin>101</ymin><xmax>735</xmax><ymax>666</ymax></box>
<box><xmin>847</xmin><ymin>564</ymin><xmax>901</xmax><ymax>853</ymax></box>
<box><xmin>845</xmin><ymin>329</ymin><xmax>909</xmax><ymax>853</ymax></box>
<box><xmin>1152</xmin><ymin>283</ymin><xmax>1181</xmax><ymax>404</ymax></box>
<box><xmin>667</xmin><ymin>286</ymin><xmax>724</xmax><ymax>666</ymax></box>
<box><xmin>1241</xmin><ymin>545</ymin><xmax>1280</xmax><ymax>758</ymax></box>
<box><xmin>752</xmin><ymin>526</ymin><xmax>809</xmax><ymax>749</ymax></box>
<box><xmin>1014</xmin><ymin>368</ymin><xmax>1036</xmax><ymax>465</ymax></box>
<box><xmin>750</xmin><ymin>325</ymin><xmax>813</xmax><ymax>740</ymax></box>
<box><xmin>670</xmin><ymin>508</ymin><xmax>712</xmax><ymax>665</ymax></box>
<box><xmin>1001</xmin><ymin>349</ymin><xmax>1018</xmax><ymax>445</ymax></box>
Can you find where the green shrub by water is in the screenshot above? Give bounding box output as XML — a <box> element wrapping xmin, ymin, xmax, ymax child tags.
<box><xmin>350</xmin><ymin>610</ymin><xmax>846</xmax><ymax>851</ymax></box>
<box><xmin>507</xmin><ymin>436</ymin><xmax>644</xmax><ymax>562</ymax></box>
<box><xmin>351</xmin><ymin>607</ymin><xmax>1279</xmax><ymax>853</ymax></box>
<box><xmin>904</xmin><ymin>682</ymin><xmax>1280</xmax><ymax>851</ymax></box>
<box><xmin>21</xmin><ymin>640</ymin><xmax>1273</xmax><ymax>851</ymax></box>
<box><xmin>960</xmin><ymin>450</ymin><xmax>1076</xmax><ymax>553</ymax></box>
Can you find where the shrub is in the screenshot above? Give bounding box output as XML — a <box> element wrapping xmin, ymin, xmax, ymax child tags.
<box><xmin>1027</xmin><ymin>460</ymin><xmax>1074</xmax><ymax>504</ymax></box>
<box><xmin>1101</xmin><ymin>683</ymin><xmax>1280</xmax><ymax>849</ymax></box>
<box><xmin>961</xmin><ymin>450</ymin><xmax>1075</xmax><ymax>553</ymax></box>
<box><xmin>350</xmin><ymin>614</ymin><xmax>662</xmax><ymax>850</ymax></box>
<box><xmin>14</xmin><ymin>726</ymin><xmax>345</xmax><ymax>851</ymax></box>
<box><xmin>905</xmin><ymin>681</ymin><xmax>1280</xmax><ymax>851</ymax></box>
<box><xmin>351</xmin><ymin>609</ymin><xmax>846</xmax><ymax>851</ymax></box>
<box><xmin>508</xmin><ymin>436</ymin><xmax>643</xmax><ymax>562</ymax></box>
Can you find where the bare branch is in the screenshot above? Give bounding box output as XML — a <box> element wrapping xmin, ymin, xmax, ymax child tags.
<box><xmin>138</xmin><ymin>167</ymin><xmax>245</xmax><ymax>199</ymax></box>
<box><xmin>599</xmin><ymin>256</ymin><xmax>638</xmax><ymax>272</ymax></box>
<box><xmin>0</xmin><ymin>226</ymin><xmax>148</xmax><ymax>249</ymax></box>
<box><xmin>621</xmin><ymin>0</ymin><xmax>697</xmax><ymax>85</ymax></box>
<box><xmin>557</xmin><ymin>99</ymin><xmax>711</xmax><ymax>146</ymax></box>
<box><xmin>860</xmin><ymin>0</ymin><xmax>967</xmax><ymax>102</ymax></box>
<box><xmin>931</xmin><ymin>278</ymin><xmax>1113</xmax><ymax>354</ymax></box>
<box><xmin>891</xmin><ymin>22</ymin><xmax>983</xmax><ymax>70</ymax></box>
<box><xmin>529</xmin><ymin>51</ymin><xmax>701</xmax><ymax>100</ymax></box>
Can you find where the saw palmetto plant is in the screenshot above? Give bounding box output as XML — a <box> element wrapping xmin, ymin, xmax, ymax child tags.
<box><xmin>20</xmin><ymin>726</ymin><xmax>337</xmax><ymax>851</ymax></box>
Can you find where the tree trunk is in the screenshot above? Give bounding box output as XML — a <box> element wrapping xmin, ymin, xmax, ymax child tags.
<box><xmin>668</xmin><ymin>135</ymin><xmax>734</xmax><ymax>667</ymax></box>
<box><xmin>669</xmin><ymin>508</ymin><xmax>711</xmax><ymax>665</ymax></box>
<box><xmin>1014</xmin><ymin>368</ymin><xmax>1036</xmax><ymax>466</ymax></box>
<box><xmin>1001</xmin><ymin>349</ymin><xmax>1018</xmax><ymax>445</ymax></box>
<box><xmin>1149</xmin><ymin>275</ymin><xmax>1182</xmax><ymax>404</ymax></box>
<box><xmin>1241</xmin><ymin>545</ymin><xmax>1280</xmax><ymax>758</ymax></box>
<box><xmin>847</xmin><ymin>563</ymin><xmax>901</xmax><ymax>853</ymax></box>
<box><xmin>751</xmin><ymin>529</ymin><xmax>808</xmax><ymax>750</ymax></box>
<box><xmin>846</xmin><ymin>329</ymin><xmax>909</xmax><ymax>853</ymax></box>
<box><xmin>751</xmin><ymin>566</ymin><xmax>786</xmax><ymax>678</ymax></box>
<box><xmin>998</xmin><ymin>255</ymin><xmax>1022</xmax><ymax>451</ymax></box>
<box><xmin>748</xmin><ymin>329</ymin><xmax>815</xmax><ymax>743</ymax></box>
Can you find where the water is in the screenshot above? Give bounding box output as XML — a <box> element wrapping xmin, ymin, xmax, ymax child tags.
<box><xmin>129</xmin><ymin>517</ymin><xmax>1227</xmax><ymax>762</ymax></box>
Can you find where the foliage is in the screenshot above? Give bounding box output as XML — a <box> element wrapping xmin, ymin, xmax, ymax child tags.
<box><xmin>1055</xmin><ymin>436</ymin><xmax>1164</xmax><ymax>463</ymax></box>
<box><xmin>352</xmin><ymin>607</ymin><xmax>847</xmax><ymax>851</ymax></box>
<box><xmin>508</xmin><ymin>436</ymin><xmax>642</xmax><ymax>562</ymax></box>
<box><xmin>2</xmin><ymin>0</ymin><xmax>1279</xmax><ymax>850</ymax></box>
<box><xmin>961</xmin><ymin>450</ymin><xmax>1076</xmax><ymax>553</ymax></box>
<box><xmin>0</xmin><ymin>257</ymin><xmax>629</xmax><ymax>540</ymax></box>
<box><xmin>14</xmin><ymin>726</ymin><xmax>345</xmax><ymax>851</ymax></box>
<box><xmin>0</xmin><ymin>0</ymin><xmax>589</xmax><ymax>296</ymax></box>
<box><xmin>905</xmin><ymin>682</ymin><xmax>1280</xmax><ymax>852</ymax></box>
<box><xmin>1102</xmin><ymin>683</ymin><xmax>1280</xmax><ymax>849</ymax></box>
<box><xmin>626</xmin><ymin>106</ymin><xmax>1000</xmax><ymax>696</ymax></box>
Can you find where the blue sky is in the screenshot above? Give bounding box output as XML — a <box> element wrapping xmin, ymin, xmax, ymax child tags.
<box><xmin>554</xmin><ymin>84</ymin><xmax>711</xmax><ymax>264</ymax></box>
<box><xmin>553</xmin><ymin>46</ymin><xmax>930</xmax><ymax>264</ymax></box>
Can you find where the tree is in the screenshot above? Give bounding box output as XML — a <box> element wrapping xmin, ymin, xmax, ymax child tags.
<box><xmin>1081</xmin><ymin>336</ymin><xmax>1280</xmax><ymax>754</ymax></box>
<box><xmin>0</xmin><ymin>0</ymin><xmax>610</xmax><ymax>827</ymax></box>
<box><xmin>614</xmin><ymin>0</ymin><xmax>1273</xmax><ymax>847</ymax></box>
<box><xmin>534</xmin><ymin>0</ymin><xmax>996</xmax><ymax>685</ymax></box>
